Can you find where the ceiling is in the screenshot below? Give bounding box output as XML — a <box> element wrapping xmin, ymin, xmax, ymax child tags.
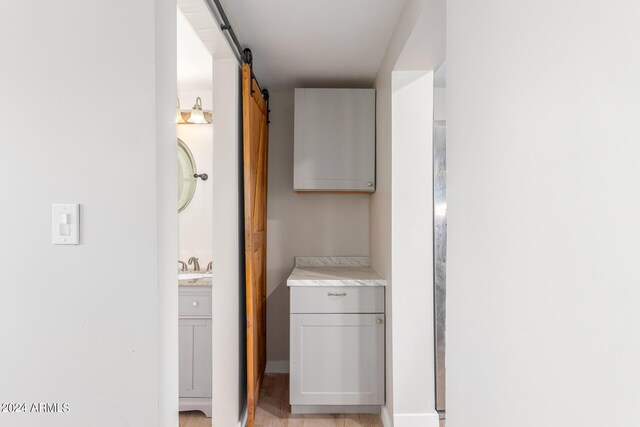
<box><xmin>177</xmin><ymin>9</ymin><xmax>213</xmax><ymax>92</ymax></box>
<box><xmin>178</xmin><ymin>0</ymin><xmax>235</xmax><ymax>61</ymax></box>
<box><xmin>219</xmin><ymin>0</ymin><xmax>409</xmax><ymax>90</ymax></box>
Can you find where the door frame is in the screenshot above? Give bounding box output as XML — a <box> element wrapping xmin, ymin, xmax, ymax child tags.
<box><xmin>155</xmin><ymin>0</ymin><xmax>178</xmax><ymax>425</ymax></box>
<box><xmin>156</xmin><ymin>1</ymin><xmax>246</xmax><ymax>426</ymax></box>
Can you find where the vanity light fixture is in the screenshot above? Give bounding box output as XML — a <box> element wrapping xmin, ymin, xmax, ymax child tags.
<box><xmin>187</xmin><ymin>97</ymin><xmax>209</xmax><ymax>124</ymax></box>
<box><xmin>176</xmin><ymin>98</ymin><xmax>186</xmax><ymax>124</ymax></box>
<box><xmin>176</xmin><ymin>97</ymin><xmax>212</xmax><ymax>124</ymax></box>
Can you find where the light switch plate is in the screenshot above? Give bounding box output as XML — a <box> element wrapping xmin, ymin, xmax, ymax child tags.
<box><xmin>52</xmin><ymin>204</ymin><xmax>80</xmax><ymax>245</ymax></box>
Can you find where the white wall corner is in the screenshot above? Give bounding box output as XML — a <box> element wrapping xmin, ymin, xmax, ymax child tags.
<box><xmin>156</xmin><ymin>0</ymin><xmax>178</xmax><ymax>426</ymax></box>
<box><xmin>393</xmin><ymin>412</ymin><xmax>440</xmax><ymax>427</ymax></box>
<box><xmin>390</xmin><ymin>70</ymin><xmax>436</xmax><ymax>419</ymax></box>
<box><xmin>381</xmin><ymin>404</ymin><xmax>394</xmax><ymax>427</ymax></box>
<box><xmin>211</xmin><ymin>57</ymin><xmax>242</xmax><ymax>427</ymax></box>
<box><xmin>372</xmin><ymin>0</ymin><xmax>445</xmax><ymax>423</ymax></box>
<box><xmin>265</xmin><ymin>360</ymin><xmax>290</xmax><ymax>373</ymax></box>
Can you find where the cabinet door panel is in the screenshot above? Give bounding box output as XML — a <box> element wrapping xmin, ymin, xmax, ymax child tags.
<box><xmin>179</xmin><ymin>318</ymin><xmax>212</xmax><ymax>398</ymax></box>
<box><xmin>178</xmin><ymin>320</ymin><xmax>194</xmax><ymax>396</ymax></box>
<box><xmin>294</xmin><ymin>89</ymin><xmax>375</xmax><ymax>192</ymax></box>
<box><xmin>290</xmin><ymin>313</ymin><xmax>384</xmax><ymax>405</ymax></box>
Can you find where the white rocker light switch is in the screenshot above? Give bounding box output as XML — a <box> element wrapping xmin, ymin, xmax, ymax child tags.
<box><xmin>52</xmin><ymin>204</ymin><xmax>80</xmax><ymax>245</ymax></box>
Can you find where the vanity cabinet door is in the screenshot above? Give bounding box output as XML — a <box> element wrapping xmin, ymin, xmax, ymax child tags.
<box><xmin>179</xmin><ymin>318</ymin><xmax>212</xmax><ymax>398</ymax></box>
<box><xmin>290</xmin><ymin>313</ymin><xmax>384</xmax><ymax>405</ymax></box>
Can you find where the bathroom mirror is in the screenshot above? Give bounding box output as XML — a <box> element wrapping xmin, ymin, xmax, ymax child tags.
<box><xmin>178</xmin><ymin>138</ymin><xmax>197</xmax><ymax>213</ymax></box>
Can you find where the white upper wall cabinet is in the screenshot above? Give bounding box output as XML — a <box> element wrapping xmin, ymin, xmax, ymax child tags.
<box><xmin>294</xmin><ymin>88</ymin><xmax>376</xmax><ymax>192</ymax></box>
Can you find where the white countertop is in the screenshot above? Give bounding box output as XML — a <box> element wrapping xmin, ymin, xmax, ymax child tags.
<box><xmin>178</xmin><ymin>272</ymin><xmax>212</xmax><ymax>287</ymax></box>
<box><xmin>178</xmin><ymin>277</ymin><xmax>212</xmax><ymax>287</ymax></box>
<box><xmin>287</xmin><ymin>257</ymin><xmax>386</xmax><ymax>287</ymax></box>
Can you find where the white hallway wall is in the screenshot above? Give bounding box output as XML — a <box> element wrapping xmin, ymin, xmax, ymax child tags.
<box><xmin>0</xmin><ymin>0</ymin><xmax>177</xmax><ymax>426</ymax></box>
<box><xmin>371</xmin><ymin>0</ymin><xmax>445</xmax><ymax>425</ymax></box>
<box><xmin>266</xmin><ymin>89</ymin><xmax>370</xmax><ymax>367</ymax></box>
<box><xmin>391</xmin><ymin>70</ymin><xmax>436</xmax><ymax>426</ymax></box>
<box><xmin>178</xmin><ymin>92</ymin><xmax>213</xmax><ymax>263</ymax></box>
<box><xmin>448</xmin><ymin>0</ymin><xmax>640</xmax><ymax>426</ymax></box>
<box><xmin>211</xmin><ymin>58</ymin><xmax>246</xmax><ymax>426</ymax></box>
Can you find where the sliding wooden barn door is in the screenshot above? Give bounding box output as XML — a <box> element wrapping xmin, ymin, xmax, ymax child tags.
<box><xmin>242</xmin><ymin>63</ymin><xmax>269</xmax><ymax>427</ymax></box>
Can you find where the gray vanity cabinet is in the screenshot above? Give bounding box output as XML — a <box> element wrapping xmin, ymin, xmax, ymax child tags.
<box><xmin>178</xmin><ymin>286</ymin><xmax>212</xmax><ymax>417</ymax></box>
<box><xmin>289</xmin><ymin>286</ymin><xmax>385</xmax><ymax>413</ymax></box>
<box><xmin>179</xmin><ymin>318</ymin><xmax>212</xmax><ymax>397</ymax></box>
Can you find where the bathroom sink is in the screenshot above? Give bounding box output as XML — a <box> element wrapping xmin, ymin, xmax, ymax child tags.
<box><xmin>179</xmin><ymin>272</ymin><xmax>212</xmax><ymax>280</ymax></box>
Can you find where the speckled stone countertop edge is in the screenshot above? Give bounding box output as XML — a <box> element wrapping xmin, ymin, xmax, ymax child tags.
<box><xmin>287</xmin><ymin>278</ymin><xmax>387</xmax><ymax>287</ymax></box>
<box><xmin>287</xmin><ymin>263</ymin><xmax>386</xmax><ymax>288</ymax></box>
<box><xmin>294</xmin><ymin>256</ymin><xmax>371</xmax><ymax>267</ymax></box>
<box><xmin>178</xmin><ymin>278</ymin><xmax>212</xmax><ymax>287</ymax></box>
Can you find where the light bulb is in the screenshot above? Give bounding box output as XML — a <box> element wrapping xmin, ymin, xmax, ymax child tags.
<box><xmin>188</xmin><ymin>97</ymin><xmax>209</xmax><ymax>124</ymax></box>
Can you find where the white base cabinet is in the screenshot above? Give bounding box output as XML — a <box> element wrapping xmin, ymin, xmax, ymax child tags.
<box><xmin>289</xmin><ymin>286</ymin><xmax>385</xmax><ymax>412</ymax></box>
<box><xmin>179</xmin><ymin>286</ymin><xmax>212</xmax><ymax>417</ymax></box>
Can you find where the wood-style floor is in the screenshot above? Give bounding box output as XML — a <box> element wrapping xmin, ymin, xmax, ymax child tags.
<box><xmin>255</xmin><ymin>374</ymin><xmax>383</xmax><ymax>427</ymax></box>
<box><xmin>180</xmin><ymin>410</ymin><xmax>212</xmax><ymax>427</ymax></box>
<box><xmin>179</xmin><ymin>373</ymin><xmax>383</xmax><ymax>427</ymax></box>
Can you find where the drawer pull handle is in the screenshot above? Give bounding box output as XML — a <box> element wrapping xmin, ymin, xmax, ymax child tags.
<box><xmin>192</xmin><ymin>301</ymin><xmax>199</xmax><ymax>307</ymax></box>
<box><xmin>328</xmin><ymin>292</ymin><xmax>347</xmax><ymax>297</ymax></box>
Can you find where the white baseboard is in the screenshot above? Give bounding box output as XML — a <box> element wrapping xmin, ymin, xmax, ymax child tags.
<box><xmin>240</xmin><ymin>402</ymin><xmax>248</xmax><ymax>427</ymax></box>
<box><xmin>393</xmin><ymin>412</ymin><xmax>440</xmax><ymax>427</ymax></box>
<box><xmin>381</xmin><ymin>405</ymin><xmax>393</xmax><ymax>427</ymax></box>
<box><xmin>292</xmin><ymin>405</ymin><xmax>380</xmax><ymax>414</ymax></box>
<box><xmin>265</xmin><ymin>360</ymin><xmax>289</xmax><ymax>373</ymax></box>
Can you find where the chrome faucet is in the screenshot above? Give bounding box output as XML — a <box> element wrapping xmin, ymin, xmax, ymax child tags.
<box><xmin>206</xmin><ymin>261</ymin><xmax>212</xmax><ymax>272</ymax></box>
<box><xmin>178</xmin><ymin>260</ymin><xmax>187</xmax><ymax>272</ymax></box>
<box><xmin>188</xmin><ymin>257</ymin><xmax>200</xmax><ymax>272</ymax></box>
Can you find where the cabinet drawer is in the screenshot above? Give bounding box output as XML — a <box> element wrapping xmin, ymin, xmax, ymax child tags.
<box><xmin>179</xmin><ymin>291</ymin><xmax>212</xmax><ymax>317</ymax></box>
<box><xmin>290</xmin><ymin>286</ymin><xmax>384</xmax><ymax>314</ymax></box>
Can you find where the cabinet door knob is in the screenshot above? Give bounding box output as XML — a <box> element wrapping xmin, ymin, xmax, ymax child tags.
<box><xmin>192</xmin><ymin>301</ymin><xmax>199</xmax><ymax>307</ymax></box>
<box><xmin>367</xmin><ymin>182</ymin><xmax>373</xmax><ymax>187</ymax></box>
<box><xmin>376</xmin><ymin>318</ymin><xmax>383</xmax><ymax>324</ymax></box>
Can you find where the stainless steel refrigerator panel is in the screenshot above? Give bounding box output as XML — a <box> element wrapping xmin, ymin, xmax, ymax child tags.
<box><xmin>434</xmin><ymin>124</ymin><xmax>447</xmax><ymax>414</ymax></box>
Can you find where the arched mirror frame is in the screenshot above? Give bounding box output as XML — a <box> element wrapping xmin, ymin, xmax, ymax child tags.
<box><xmin>178</xmin><ymin>138</ymin><xmax>197</xmax><ymax>213</ymax></box>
